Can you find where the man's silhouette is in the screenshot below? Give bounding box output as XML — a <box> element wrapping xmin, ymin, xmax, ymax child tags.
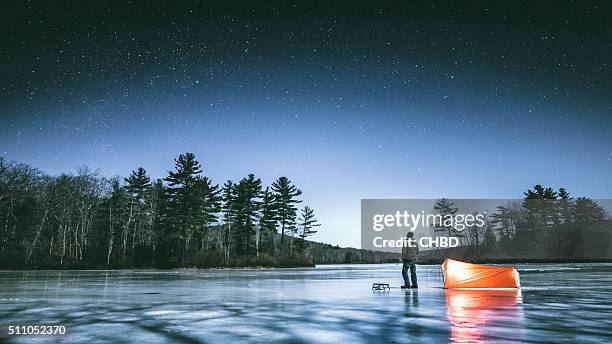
<box><xmin>401</xmin><ymin>232</ymin><xmax>418</xmax><ymax>289</ymax></box>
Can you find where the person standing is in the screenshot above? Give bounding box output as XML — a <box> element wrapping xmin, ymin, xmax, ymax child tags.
<box><xmin>401</xmin><ymin>232</ymin><xmax>419</xmax><ymax>289</ymax></box>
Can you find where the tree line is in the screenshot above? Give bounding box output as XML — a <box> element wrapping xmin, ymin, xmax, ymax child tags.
<box><xmin>0</xmin><ymin>154</ymin><xmax>323</xmax><ymax>268</ymax></box>
<box><xmin>432</xmin><ymin>186</ymin><xmax>611</xmax><ymax>260</ymax></box>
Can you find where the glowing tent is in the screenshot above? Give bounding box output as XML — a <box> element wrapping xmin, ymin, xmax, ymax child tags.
<box><xmin>441</xmin><ymin>259</ymin><xmax>521</xmax><ymax>289</ymax></box>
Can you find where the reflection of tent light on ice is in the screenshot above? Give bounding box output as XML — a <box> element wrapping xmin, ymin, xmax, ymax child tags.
<box><xmin>445</xmin><ymin>288</ymin><xmax>523</xmax><ymax>343</ymax></box>
<box><xmin>442</xmin><ymin>259</ymin><xmax>521</xmax><ymax>289</ymax></box>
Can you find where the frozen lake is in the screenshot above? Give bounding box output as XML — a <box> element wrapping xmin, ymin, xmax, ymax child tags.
<box><xmin>1</xmin><ymin>263</ymin><xmax>611</xmax><ymax>343</ymax></box>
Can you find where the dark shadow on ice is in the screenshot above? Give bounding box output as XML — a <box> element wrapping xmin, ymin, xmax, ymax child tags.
<box><xmin>405</xmin><ymin>290</ymin><xmax>419</xmax><ymax>307</ymax></box>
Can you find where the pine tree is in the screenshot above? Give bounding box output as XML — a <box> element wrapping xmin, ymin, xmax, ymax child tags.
<box><xmin>149</xmin><ymin>179</ymin><xmax>164</xmax><ymax>250</ymax></box>
<box><xmin>295</xmin><ymin>206</ymin><xmax>320</xmax><ymax>254</ymax></box>
<box><xmin>483</xmin><ymin>226</ymin><xmax>497</xmax><ymax>251</ymax></box>
<box><xmin>152</xmin><ymin>178</ymin><xmax>174</xmax><ymax>267</ymax></box>
<box><xmin>524</xmin><ymin>185</ymin><xmax>557</xmax><ymax>200</ymax></box>
<box><xmin>271</xmin><ymin>177</ymin><xmax>302</xmax><ymax>253</ymax></box>
<box><xmin>433</xmin><ymin>198</ymin><xmax>458</xmax><ymax>238</ymax></box>
<box><xmin>125</xmin><ymin>168</ymin><xmax>151</xmax><ymax>201</ymax></box>
<box><xmin>298</xmin><ymin>206</ymin><xmax>320</xmax><ymax>239</ymax></box>
<box><xmin>221</xmin><ymin>180</ymin><xmax>236</xmax><ymax>261</ymax></box>
<box><xmin>490</xmin><ymin>205</ymin><xmax>516</xmax><ymax>245</ymax></box>
<box><xmin>193</xmin><ymin>176</ymin><xmax>221</xmax><ymax>250</ymax></box>
<box><xmin>523</xmin><ymin>185</ymin><xmax>558</xmax><ymax>246</ymax></box>
<box><xmin>259</xmin><ymin>187</ymin><xmax>279</xmax><ymax>256</ymax></box>
<box><xmin>162</xmin><ymin>153</ymin><xmax>203</xmax><ymax>263</ymax></box>
<box><xmin>239</xmin><ymin>174</ymin><xmax>263</xmax><ymax>255</ymax></box>
<box><xmin>232</xmin><ymin>174</ymin><xmax>262</xmax><ymax>256</ymax></box>
<box><xmin>123</xmin><ymin>167</ymin><xmax>151</xmax><ymax>263</ymax></box>
<box><xmin>557</xmin><ymin>187</ymin><xmax>573</xmax><ymax>225</ymax></box>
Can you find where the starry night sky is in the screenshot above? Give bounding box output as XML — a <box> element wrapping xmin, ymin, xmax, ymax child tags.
<box><xmin>1</xmin><ymin>1</ymin><xmax>611</xmax><ymax>247</ymax></box>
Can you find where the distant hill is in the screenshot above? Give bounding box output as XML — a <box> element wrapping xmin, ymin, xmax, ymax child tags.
<box><xmin>185</xmin><ymin>227</ymin><xmax>401</xmax><ymax>268</ymax></box>
<box><xmin>306</xmin><ymin>240</ymin><xmax>401</xmax><ymax>264</ymax></box>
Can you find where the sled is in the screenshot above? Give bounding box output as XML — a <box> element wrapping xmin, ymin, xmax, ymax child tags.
<box><xmin>372</xmin><ymin>283</ymin><xmax>390</xmax><ymax>290</ymax></box>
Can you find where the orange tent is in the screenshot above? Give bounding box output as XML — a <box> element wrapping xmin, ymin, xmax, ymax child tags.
<box><xmin>441</xmin><ymin>259</ymin><xmax>521</xmax><ymax>289</ymax></box>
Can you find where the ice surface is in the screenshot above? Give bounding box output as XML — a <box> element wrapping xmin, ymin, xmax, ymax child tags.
<box><xmin>1</xmin><ymin>263</ymin><xmax>611</xmax><ymax>343</ymax></box>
